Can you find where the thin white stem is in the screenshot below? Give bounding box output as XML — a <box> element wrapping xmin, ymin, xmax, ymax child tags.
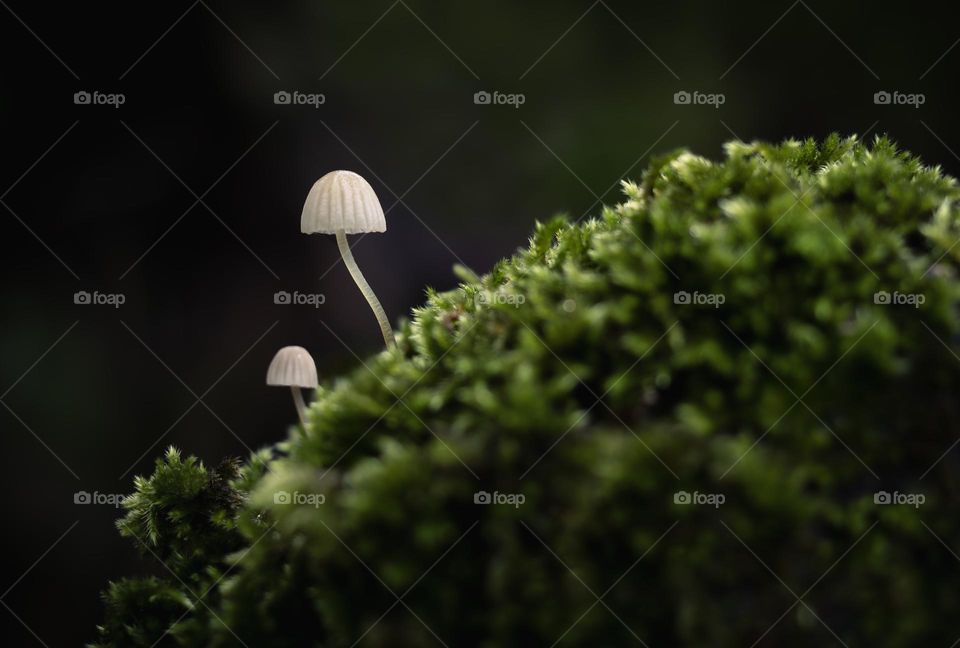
<box><xmin>336</xmin><ymin>229</ymin><xmax>396</xmax><ymax>348</ymax></box>
<box><xmin>291</xmin><ymin>387</ymin><xmax>308</xmax><ymax>428</ymax></box>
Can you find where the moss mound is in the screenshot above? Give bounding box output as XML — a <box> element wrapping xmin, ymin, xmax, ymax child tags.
<box><xmin>94</xmin><ymin>135</ymin><xmax>960</xmax><ymax>647</ymax></box>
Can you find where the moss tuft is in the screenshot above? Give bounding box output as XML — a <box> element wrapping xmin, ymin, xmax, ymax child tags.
<box><xmin>94</xmin><ymin>136</ymin><xmax>960</xmax><ymax>647</ymax></box>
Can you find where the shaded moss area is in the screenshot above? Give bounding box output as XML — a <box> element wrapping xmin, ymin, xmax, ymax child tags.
<box><xmin>94</xmin><ymin>136</ymin><xmax>960</xmax><ymax>646</ymax></box>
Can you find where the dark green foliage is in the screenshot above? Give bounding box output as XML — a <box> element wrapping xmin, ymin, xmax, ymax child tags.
<box><xmin>116</xmin><ymin>448</ymin><xmax>245</xmax><ymax>581</ymax></box>
<box><xmin>93</xmin><ymin>448</ymin><xmax>247</xmax><ymax>647</ymax></box>
<box><xmin>94</xmin><ymin>577</ymin><xmax>190</xmax><ymax>647</ymax></box>
<box><xmin>95</xmin><ymin>136</ymin><xmax>960</xmax><ymax>646</ymax></box>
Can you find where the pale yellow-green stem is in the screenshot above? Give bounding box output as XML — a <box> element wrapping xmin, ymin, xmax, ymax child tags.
<box><xmin>336</xmin><ymin>229</ymin><xmax>396</xmax><ymax>348</ymax></box>
<box><xmin>291</xmin><ymin>387</ymin><xmax>308</xmax><ymax>428</ymax></box>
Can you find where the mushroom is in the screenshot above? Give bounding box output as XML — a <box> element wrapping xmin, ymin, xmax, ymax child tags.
<box><xmin>266</xmin><ymin>346</ymin><xmax>318</xmax><ymax>428</ymax></box>
<box><xmin>301</xmin><ymin>170</ymin><xmax>396</xmax><ymax>348</ymax></box>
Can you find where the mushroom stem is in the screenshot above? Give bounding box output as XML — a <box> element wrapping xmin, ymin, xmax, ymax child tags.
<box><xmin>335</xmin><ymin>228</ymin><xmax>396</xmax><ymax>348</ymax></box>
<box><xmin>291</xmin><ymin>387</ymin><xmax>308</xmax><ymax>428</ymax></box>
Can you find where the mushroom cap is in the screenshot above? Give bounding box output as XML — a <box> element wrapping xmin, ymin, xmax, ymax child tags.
<box><xmin>301</xmin><ymin>170</ymin><xmax>386</xmax><ymax>235</ymax></box>
<box><xmin>266</xmin><ymin>346</ymin><xmax>318</xmax><ymax>388</ymax></box>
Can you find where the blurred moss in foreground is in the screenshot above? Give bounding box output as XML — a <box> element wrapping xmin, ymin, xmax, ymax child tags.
<box><xmin>94</xmin><ymin>135</ymin><xmax>960</xmax><ymax>646</ymax></box>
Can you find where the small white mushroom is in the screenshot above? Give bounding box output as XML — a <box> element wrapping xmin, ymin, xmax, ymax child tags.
<box><xmin>266</xmin><ymin>346</ymin><xmax>318</xmax><ymax>428</ymax></box>
<box><xmin>301</xmin><ymin>170</ymin><xmax>396</xmax><ymax>348</ymax></box>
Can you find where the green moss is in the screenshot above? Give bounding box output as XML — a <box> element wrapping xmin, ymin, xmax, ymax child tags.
<box><xmin>93</xmin><ymin>135</ymin><xmax>960</xmax><ymax>646</ymax></box>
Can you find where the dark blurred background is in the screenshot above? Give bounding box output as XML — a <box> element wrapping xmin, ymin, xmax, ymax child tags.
<box><xmin>1</xmin><ymin>0</ymin><xmax>958</xmax><ymax>643</ymax></box>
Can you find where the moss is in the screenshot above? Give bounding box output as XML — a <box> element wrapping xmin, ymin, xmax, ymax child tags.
<box><xmin>93</xmin><ymin>135</ymin><xmax>960</xmax><ymax>646</ymax></box>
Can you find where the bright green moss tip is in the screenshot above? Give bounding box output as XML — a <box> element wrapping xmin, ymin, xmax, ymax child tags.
<box><xmin>94</xmin><ymin>135</ymin><xmax>960</xmax><ymax>647</ymax></box>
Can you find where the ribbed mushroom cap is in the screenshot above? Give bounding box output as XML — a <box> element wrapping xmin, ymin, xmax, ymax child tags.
<box><xmin>266</xmin><ymin>346</ymin><xmax>318</xmax><ymax>388</ymax></box>
<box><xmin>301</xmin><ymin>170</ymin><xmax>386</xmax><ymax>234</ymax></box>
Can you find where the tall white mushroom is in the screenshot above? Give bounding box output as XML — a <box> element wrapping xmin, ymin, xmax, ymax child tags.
<box><xmin>266</xmin><ymin>346</ymin><xmax>318</xmax><ymax>428</ymax></box>
<box><xmin>301</xmin><ymin>170</ymin><xmax>396</xmax><ymax>348</ymax></box>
